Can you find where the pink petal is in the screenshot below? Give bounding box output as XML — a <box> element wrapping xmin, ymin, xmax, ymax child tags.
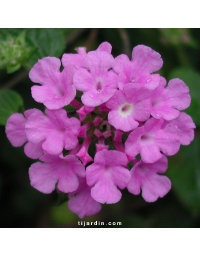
<box><xmin>68</xmin><ymin>184</ymin><xmax>101</xmax><ymax>218</ymax></box>
<box><xmin>131</xmin><ymin>45</ymin><xmax>163</xmax><ymax>74</ymax></box>
<box><xmin>113</xmin><ymin>54</ymin><xmax>132</xmax><ymax>80</ymax></box>
<box><xmin>94</xmin><ymin>149</ymin><xmax>128</xmax><ymax>166</ymax></box>
<box><xmin>164</xmin><ymin>78</ymin><xmax>191</xmax><ymax>110</ymax></box>
<box><xmin>83</xmin><ymin>51</ymin><xmax>114</xmax><ymax>75</ymax></box>
<box><xmin>155</xmin><ymin>129</ymin><xmax>180</xmax><ymax>156</ymax></box>
<box><xmin>65</xmin><ymin>155</ymin><xmax>86</xmax><ymax>177</ymax></box>
<box><xmin>152</xmin><ymin>78</ymin><xmax>191</xmax><ymax>120</ymax></box>
<box><xmin>142</xmin><ymin>175</ymin><xmax>171</xmax><ymax>202</ymax></box>
<box><xmin>29</xmin><ymin>57</ymin><xmax>61</xmax><ymax>84</ymax></box>
<box><xmin>146</xmin><ymin>155</ymin><xmax>168</xmax><ymax>174</ymax></box>
<box><xmin>107</xmin><ymin>87</ymin><xmax>151</xmax><ymax>132</ymax></box>
<box><xmin>127</xmin><ymin>157</ymin><xmax>170</xmax><ymax>202</ymax></box>
<box><xmin>163</xmin><ymin>112</ymin><xmax>196</xmax><ymax>146</ymax></box>
<box><xmin>108</xmin><ymin>110</ymin><xmax>139</xmax><ymax>132</ymax></box>
<box><xmin>125</xmin><ymin>127</ymin><xmax>143</xmax><ymax>158</ymax></box>
<box><xmin>111</xmin><ymin>166</ymin><xmax>131</xmax><ymax>189</ymax></box>
<box><xmin>29</xmin><ymin>162</ymin><xmax>57</xmax><ymax>194</ymax></box>
<box><xmin>125</xmin><ymin>118</ymin><xmax>178</xmax><ymax>162</ymax></box>
<box><xmin>29</xmin><ymin>154</ymin><xmax>85</xmax><ymax>194</ymax></box>
<box><xmin>140</xmin><ymin>144</ymin><xmax>163</xmax><ymax>163</ymax></box>
<box><xmin>41</xmin><ymin>130</ymin><xmax>64</xmax><ymax>155</ymax></box>
<box><xmin>74</xmin><ymin>68</ymin><xmax>93</xmax><ymax>92</ymax></box>
<box><xmin>25</xmin><ymin>110</ymin><xmax>51</xmax><ymax>144</ymax></box>
<box><xmin>30</xmin><ymin>58</ymin><xmax>76</xmax><ymax>109</ymax></box>
<box><xmin>24</xmin><ymin>141</ymin><xmax>44</xmax><ymax>159</ymax></box>
<box><xmin>106</xmin><ymin>89</ymin><xmax>127</xmax><ymax>109</ymax></box>
<box><xmin>142</xmin><ymin>74</ymin><xmax>161</xmax><ymax>90</ymax></box>
<box><xmin>127</xmin><ymin>168</ymin><xmax>142</xmax><ymax>195</ymax></box>
<box><xmin>97</xmin><ymin>42</ymin><xmax>112</xmax><ymax>53</ymax></box>
<box><xmin>62</xmin><ymin>47</ymin><xmax>86</xmax><ymax>68</ymax></box>
<box><xmin>25</xmin><ymin>109</ymin><xmax>80</xmax><ymax>155</ymax></box>
<box><xmin>91</xmin><ymin>176</ymin><xmax>122</xmax><ymax>204</ymax></box>
<box><xmin>5</xmin><ymin>113</ymin><xmax>27</xmax><ymax>147</ymax></box>
<box><xmin>57</xmin><ymin>168</ymin><xmax>79</xmax><ymax>193</ymax></box>
<box><xmin>81</xmin><ymin>87</ymin><xmax>117</xmax><ymax>107</ymax></box>
<box><xmin>86</xmin><ymin>164</ymin><xmax>103</xmax><ymax>186</ymax></box>
<box><xmin>86</xmin><ymin>150</ymin><xmax>129</xmax><ymax>204</ymax></box>
<box><xmin>151</xmin><ymin>105</ymin><xmax>180</xmax><ymax>120</ymax></box>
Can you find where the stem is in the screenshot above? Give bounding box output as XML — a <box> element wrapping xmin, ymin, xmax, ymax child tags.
<box><xmin>85</xmin><ymin>29</ymin><xmax>98</xmax><ymax>50</ymax></box>
<box><xmin>118</xmin><ymin>28</ymin><xmax>131</xmax><ymax>58</ymax></box>
<box><xmin>66</xmin><ymin>28</ymin><xmax>88</xmax><ymax>46</ymax></box>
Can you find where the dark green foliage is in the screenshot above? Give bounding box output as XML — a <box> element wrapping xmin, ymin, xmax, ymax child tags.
<box><xmin>0</xmin><ymin>89</ymin><xmax>23</xmax><ymax>125</ymax></box>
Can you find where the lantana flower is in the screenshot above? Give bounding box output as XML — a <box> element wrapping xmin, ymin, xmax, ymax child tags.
<box><xmin>5</xmin><ymin>41</ymin><xmax>196</xmax><ymax>219</ymax></box>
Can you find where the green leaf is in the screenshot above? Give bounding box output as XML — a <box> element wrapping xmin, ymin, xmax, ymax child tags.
<box><xmin>168</xmin><ymin>68</ymin><xmax>200</xmax><ymax>126</ymax></box>
<box><xmin>51</xmin><ymin>203</ymin><xmax>78</xmax><ymax>225</ymax></box>
<box><xmin>0</xmin><ymin>30</ymin><xmax>35</xmax><ymax>73</ymax></box>
<box><xmin>25</xmin><ymin>28</ymin><xmax>67</xmax><ymax>68</ymax></box>
<box><xmin>55</xmin><ymin>192</ymin><xmax>69</xmax><ymax>207</ymax></box>
<box><xmin>159</xmin><ymin>28</ymin><xmax>197</xmax><ymax>48</ymax></box>
<box><xmin>64</xmin><ymin>105</ymin><xmax>76</xmax><ymax>112</ymax></box>
<box><xmin>0</xmin><ymin>28</ymin><xmax>76</xmax><ymax>71</ymax></box>
<box><xmin>0</xmin><ymin>28</ymin><xmax>23</xmax><ymax>39</ymax></box>
<box><xmin>0</xmin><ymin>89</ymin><xmax>23</xmax><ymax>125</ymax></box>
<box><xmin>167</xmin><ymin>136</ymin><xmax>200</xmax><ymax>216</ymax></box>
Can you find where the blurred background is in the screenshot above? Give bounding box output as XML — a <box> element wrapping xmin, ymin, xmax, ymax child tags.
<box><xmin>0</xmin><ymin>28</ymin><xmax>200</xmax><ymax>228</ymax></box>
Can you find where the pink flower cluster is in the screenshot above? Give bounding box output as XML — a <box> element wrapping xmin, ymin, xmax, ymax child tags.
<box><xmin>5</xmin><ymin>42</ymin><xmax>195</xmax><ymax>218</ymax></box>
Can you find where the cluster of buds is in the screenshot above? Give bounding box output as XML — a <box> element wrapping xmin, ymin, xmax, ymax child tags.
<box><xmin>5</xmin><ymin>42</ymin><xmax>195</xmax><ymax>218</ymax></box>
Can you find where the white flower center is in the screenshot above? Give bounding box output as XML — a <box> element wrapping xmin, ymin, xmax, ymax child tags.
<box><xmin>119</xmin><ymin>103</ymin><xmax>133</xmax><ymax>117</ymax></box>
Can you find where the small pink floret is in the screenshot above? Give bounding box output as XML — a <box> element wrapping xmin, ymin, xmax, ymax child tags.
<box><xmin>151</xmin><ymin>78</ymin><xmax>191</xmax><ymax>120</ymax></box>
<box><xmin>127</xmin><ymin>156</ymin><xmax>171</xmax><ymax>202</ymax></box>
<box><xmin>86</xmin><ymin>150</ymin><xmax>130</xmax><ymax>204</ymax></box>
<box><xmin>5</xmin><ymin>113</ymin><xmax>27</xmax><ymax>147</ymax></box>
<box><xmin>30</xmin><ymin>57</ymin><xmax>76</xmax><ymax>109</ymax></box>
<box><xmin>68</xmin><ymin>178</ymin><xmax>102</xmax><ymax>218</ymax></box>
<box><xmin>29</xmin><ymin>154</ymin><xmax>85</xmax><ymax>194</ymax></box>
<box><xmin>113</xmin><ymin>45</ymin><xmax>163</xmax><ymax>90</ymax></box>
<box><xmin>106</xmin><ymin>85</ymin><xmax>151</xmax><ymax>132</ymax></box>
<box><xmin>73</xmin><ymin>50</ymin><xmax>118</xmax><ymax>106</ymax></box>
<box><xmin>25</xmin><ymin>108</ymin><xmax>80</xmax><ymax>155</ymax></box>
<box><xmin>125</xmin><ymin>118</ymin><xmax>180</xmax><ymax>163</ymax></box>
